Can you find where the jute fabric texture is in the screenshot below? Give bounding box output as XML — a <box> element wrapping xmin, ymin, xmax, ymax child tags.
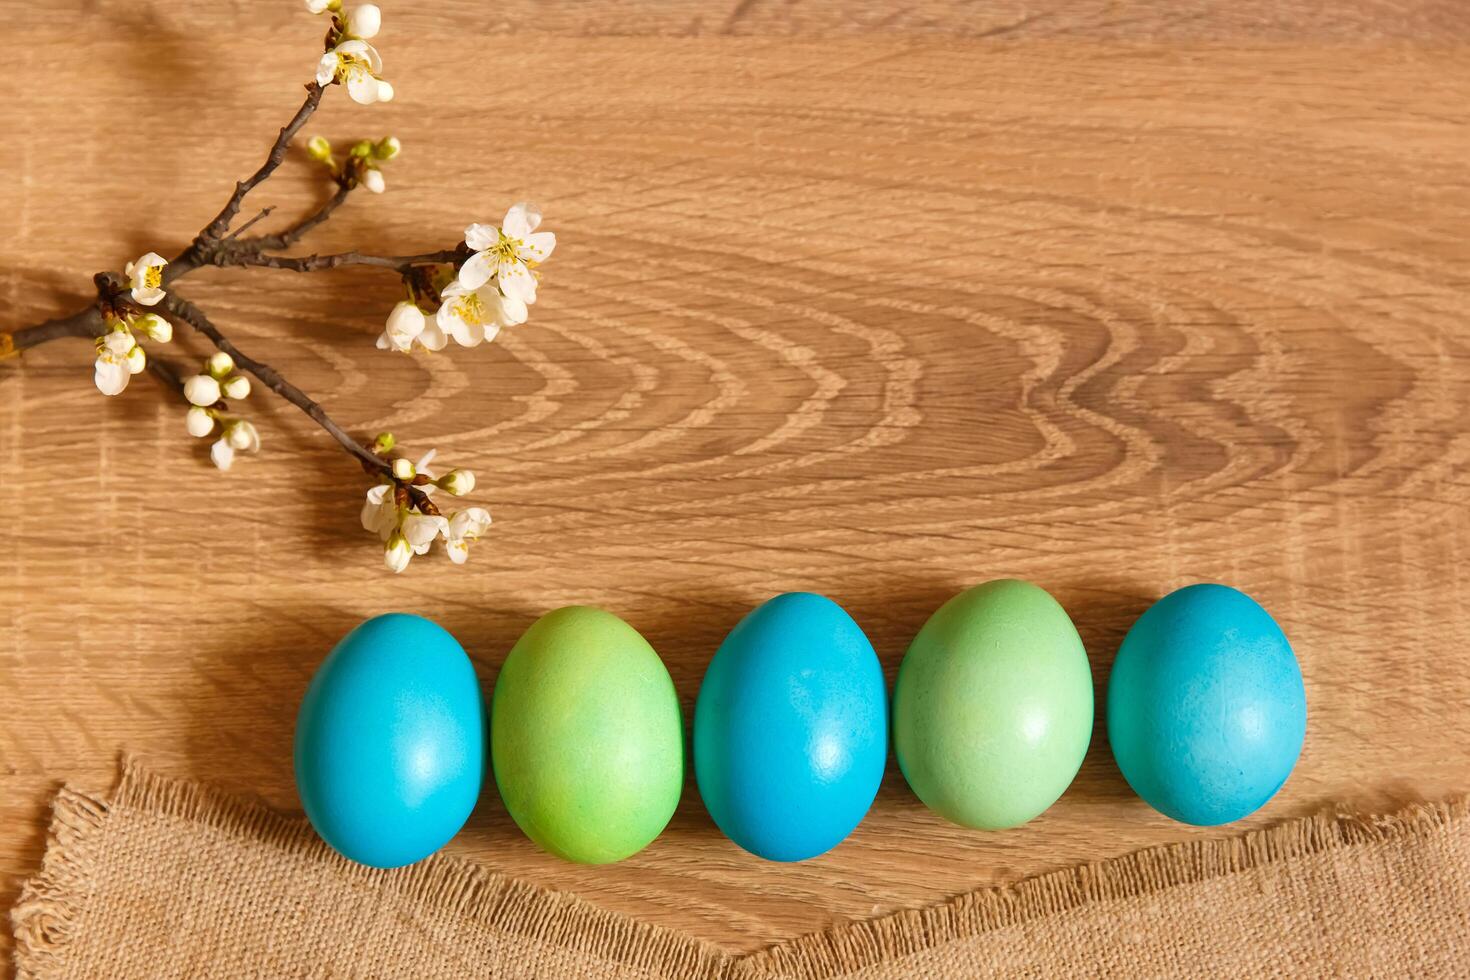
<box><xmin>13</xmin><ymin>763</ymin><xmax>1469</xmax><ymax>978</ymax></box>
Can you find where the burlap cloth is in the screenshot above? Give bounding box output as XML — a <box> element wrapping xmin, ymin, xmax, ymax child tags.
<box><xmin>11</xmin><ymin>763</ymin><xmax>1469</xmax><ymax>978</ymax></box>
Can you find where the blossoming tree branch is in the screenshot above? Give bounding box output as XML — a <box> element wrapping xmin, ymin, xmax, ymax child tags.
<box><xmin>0</xmin><ymin>1</ymin><xmax>556</xmax><ymax>573</ymax></box>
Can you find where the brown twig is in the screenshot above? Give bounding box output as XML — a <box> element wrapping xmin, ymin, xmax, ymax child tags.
<box><xmin>229</xmin><ymin>245</ymin><xmax>467</xmax><ymax>274</ymax></box>
<box><xmin>7</xmin><ymin>307</ymin><xmax>103</xmax><ymax>352</ymax></box>
<box><xmin>159</xmin><ymin>292</ymin><xmax>390</xmax><ymax>474</ymax></box>
<box><xmin>226</xmin><ymin>206</ymin><xmax>277</xmax><ymax>240</ymax></box>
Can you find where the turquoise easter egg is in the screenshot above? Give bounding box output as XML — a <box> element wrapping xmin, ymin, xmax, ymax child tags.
<box><xmin>1108</xmin><ymin>584</ymin><xmax>1306</xmax><ymax>826</ymax></box>
<box><xmin>295</xmin><ymin>613</ymin><xmax>485</xmax><ymax>868</ymax></box>
<box><xmin>491</xmin><ymin>606</ymin><xmax>684</xmax><ymax>864</ymax></box>
<box><xmin>893</xmin><ymin>580</ymin><xmax>1094</xmax><ymax>830</ymax></box>
<box><xmin>694</xmin><ymin>593</ymin><xmax>887</xmax><ymax>862</ymax></box>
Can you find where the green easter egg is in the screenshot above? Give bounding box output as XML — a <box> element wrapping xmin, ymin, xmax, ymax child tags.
<box><xmin>491</xmin><ymin>606</ymin><xmax>683</xmax><ymax>863</ymax></box>
<box><xmin>893</xmin><ymin>580</ymin><xmax>1093</xmax><ymax>830</ymax></box>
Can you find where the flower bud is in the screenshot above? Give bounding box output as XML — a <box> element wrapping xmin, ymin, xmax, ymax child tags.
<box><xmin>391</xmin><ymin>457</ymin><xmax>415</xmax><ymax>481</ymax></box>
<box><xmin>186</xmin><ymin>406</ymin><xmax>215</xmax><ymax>438</ymax></box>
<box><xmin>384</xmin><ymin>530</ymin><xmax>411</xmax><ymax>574</ymax></box>
<box><xmin>306</xmin><ymin>135</ymin><xmax>333</xmax><ymax>162</ymax></box>
<box><xmin>207</xmin><ymin>351</ymin><xmax>235</xmax><ymax>379</ymax></box>
<box><xmin>349</xmin><ymin>139</ymin><xmax>373</xmax><ymax>158</ymax></box>
<box><xmin>125</xmin><ymin>344</ymin><xmax>147</xmax><ymax>375</ymax></box>
<box><xmin>374</xmin><ymin>136</ymin><xmax>401</xmax><ymax>160</ymax></box>
<box><xmin>222</xmin><ymin>375</ymin><xmax>252</xmax><ymax>400</ymax></box>
<box><xmin>375</xmin><ymin>79</ymin><xmax>395</xmax><ymax>103</ymax></box>
<box><xmin>361</xmin><ymin>168</ymin><xmax>386</xmax><ymax>194</ymax></box>
<box><xmin>133</xmin><ymin>313</ymin><xmax>172</xmax><ymax>343</ymax></box>
<box><xmin>438</xmin><ymin>469</ymin><xmax>476</xmax><ymax>496</ymax></box>
<box><xmin>348</xmin><ymin>3</ymin><xmax>381</xmax><ymax>39</ymax></box>
<box><xmin>184</xmin><ymin>374</ymin><xmax>222</xmax><ymax>407</ymax></box>
<box><xmin>371</xmin><ymin>431</ymin><xmax>396</xmax><ymax>454</ymax></box>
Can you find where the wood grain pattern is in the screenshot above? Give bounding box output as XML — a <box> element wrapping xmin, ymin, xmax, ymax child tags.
<box><xmin>3</xmin><ymin>0</ymin><xmax>1469</xmax><ymax>964</ymax></box>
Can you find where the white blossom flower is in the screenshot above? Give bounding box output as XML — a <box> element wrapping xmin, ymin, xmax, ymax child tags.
<box><xmin>125</xmin><ymin>252</ymin><xmax>168</xmax><ymax>306</ymax></box>
<box><xmin>225</xmin><ymin>419</ymin><xmax>261</xmax><ymax>453</ymax></box>
<box><xmin>361</xmin><ymin>168</ymin><xmax>386</xmax><ymax>194</ymax></box>
<box><xmin>361</xmin><ymin>446</ymin><xmax>461</xmax><ymax>570</ymax></box>
<box><xmin>380</xmin><ymin>509</ymin><xmax>447</xmax><ymax>573</ymax></box>
<box><xmin>222</xmin><ymin>375</ymin><xmax>252</xmax><ymax>400</ymax></box>
<box><xmin>444</xmin><ymin>507</ymin><xmax>491</xmax><ymax>564</ymax></box>
<box><xmin>304</xmin><ymin>0</ymin><xmax>338</xmax><ymax>13</ymax></box>
<box><xmin>376</xmin><ymin>301</ymin><xmax>426</xmax><ymax>352</ymax></box>
<box><xmin>456</xmin><ymin>203</ymin><xmax>556</xmax><ymax>303</ymax></box>
<box><xmin>360</xmin><ymin>483</ymin><xmax>398</xmax><ymax>540</ymax></box>
<box><xmin>384</xmin><ymin>529</ymin><xmax>412</xmax><ymax>573</ymax></box>
<box><xmin>316</xmin><ymin>39</ymin><xmax>393</xmax><ymax>105</ymax></box>
<box><xmin>209</xmin><ymin>420</ymin><xmax>260</xmax><ymax>471</ymax></box>
<box><xmin>186</xmin><ymin>406</ymin><xmax>215</xmax><ymax>438</ymax></box>
<box><xmin>436</xmin><ymin>281</ymin><xmax>527</xmax><ymax>348</ymax></box>
<box><xmin>93</xmin><ymin>329</ymin><xmax>140</xmax><ymax>396</ymax></box>
<box><xmin>347</xmin><ymin>3</ymin><xmax>381</xmax><ymax>39</ymax></box>
<box><xmin>402</xmin><ymin>511</ymin><xmax>448</xmax><ymax>554</ymax></box>
<box><xmin>184</xmin><ymin>374</ymin><xmax>222</xmax><ymax>407</ymax></box>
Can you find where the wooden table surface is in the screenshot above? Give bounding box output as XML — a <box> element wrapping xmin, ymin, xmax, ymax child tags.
<box><xmin>3</xmin><ymin>0</ymin><xmax>1469</xmax><ymax>964</ymax></box>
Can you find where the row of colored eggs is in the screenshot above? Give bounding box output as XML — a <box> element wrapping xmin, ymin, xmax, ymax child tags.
<box><xmin>294</xmin><ymin>581</ymin><xmax>1307</xmax><ymax>869</ymax></box>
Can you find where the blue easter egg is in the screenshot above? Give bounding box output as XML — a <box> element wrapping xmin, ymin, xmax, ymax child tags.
<box><xmin>295</xmin><ymin>613</ymin><xmax>485</xmax><ymax>868</ymax></box>
<box><xmin>1107</xmin><ymin>584</ymin><xmax>1306</xmax><ymax>826</ymax></box>
<box><xmin>694</xmin><ymin>593</ymin><xmax>887</xmax><ymax>861</ymax></box>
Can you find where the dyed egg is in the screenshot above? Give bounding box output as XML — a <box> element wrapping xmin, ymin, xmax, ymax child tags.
<box><xmin>694</xmin><ymin>593</ymin><xmax>887</xmax><ymax>862</ymax></box>
<box><xmin>1108</xmin><ymin>584</ymin><xmax>1306</xmax><ymax>826</ymax></box>
<box><xmin>491</xmin><ymin>606</ymin><xmax>683</xmax><ymax>864</ymax></box>
<box><xmin>893</xmin><ymin>580</ymin><xmax>1093</xmax><ymax>830</ymax></box>
<box><xmin>295</xmin><ymin>613</ymin><xmax>485</xmax><ymax>868</ymax></box>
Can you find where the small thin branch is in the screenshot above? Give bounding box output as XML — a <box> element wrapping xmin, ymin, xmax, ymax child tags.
<box><xmin>226</xmin><ymin>206</ymin><xmax>277</xmax><ymax>240</ymax></box>
<box><xmin>246</xmin><ymin>182</ymin><xmax>352</xmax><ymax>250</ymax></box>
<box><xmin>169</xmin><ymin>81</ymin><xmax>324</xmax><ymax>278</ymax></box>
<box><xmin>160</xmin><ymin>291</ymin><xmax>389</xmax><ymax>474</ymax></box>
<box><xmin>228</xmin><ymin>246</ymin><xmax>467</xmax><ymax>274</ymax></box>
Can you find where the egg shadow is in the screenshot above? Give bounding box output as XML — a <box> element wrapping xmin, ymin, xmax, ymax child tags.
<box><xmin>175</xmin><ymin>603</ymin><xmax>368</xmax><ymax>808</ymax></box>
<box><xmin>1058</xmin><ymin>582</ymin><xmax>1159</xmax><ymax>808</ymax></box>
<box><xmin>430</xmin><ymin>600</ymin><xmax>551</xmax><ymax>843</ymax></box>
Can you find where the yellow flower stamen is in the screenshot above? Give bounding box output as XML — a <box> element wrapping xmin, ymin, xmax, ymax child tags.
<box><xmin>455</xmin><ymin>293</ymin><xmax>485</xmax><ymax>326</ymax></box>
<box><xmin>143</xmin><ymin>266</ymin><xmax>162</xmax><ymax>289</ymax></box>
<box><xmin>491</xmin><ymin>233</ymin><xmax>521</xmax><ymax>262</ymax></box>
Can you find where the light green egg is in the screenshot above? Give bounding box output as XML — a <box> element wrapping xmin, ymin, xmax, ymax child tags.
<box><xmin>893</xmin><ymin>580</ymin><xmax>1093</xmax><ymax>830</ymax></box>
<box><xmin>491</xmin><ymin>606</ymin><xmax>684</xmax><ymax>864</ymax></box>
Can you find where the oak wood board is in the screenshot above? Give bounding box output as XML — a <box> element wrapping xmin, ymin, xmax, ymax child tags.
<box><xmin>3</xmin><ymin>0</ymin><xmax>1469</xmax><ymax>963</ymax></box>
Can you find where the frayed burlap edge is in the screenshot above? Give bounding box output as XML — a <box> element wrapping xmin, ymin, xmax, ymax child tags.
<box><xmin>11</xmin><ymin>759</ymin><xmax>735</xmax><ymax>980</ymax></box>
<box><xmin>9</xmin><ymin>785</ymin><xmax>110</xmax><ymax>976</ymax></box>
<box><xmin>734</xmin><ymin>796</ymin><xmax>1470</xmax><ymax>980</ymax></box>
<box><xmin>11</xmin><ymin>759</ymin><xmax>1468</xmax><ymax>980</ymax></box>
